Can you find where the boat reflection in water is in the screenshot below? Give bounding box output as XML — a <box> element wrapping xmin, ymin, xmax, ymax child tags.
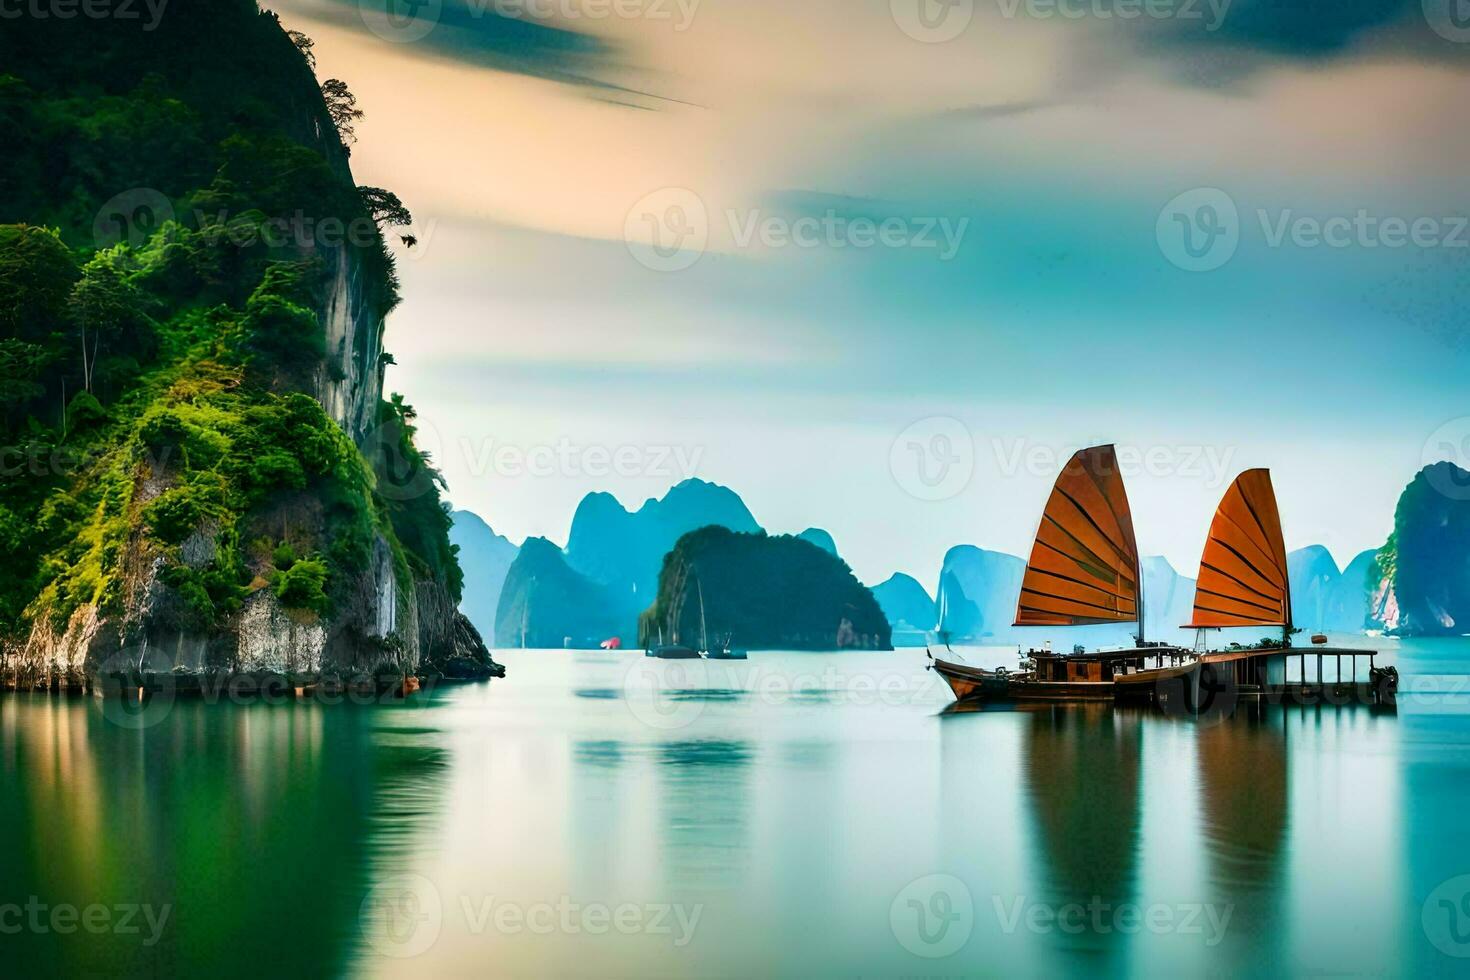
<box><xmin>941</xmin><ymin>695</ymin><xmax>1296</xmax><ymax>973</ymax></box>
<box><xmin>1022</xmin><ymin>703</ymin><xmax>1142</xmax><ymax>962</ymax></box>
<box><xmin>1196</xmin><ymin>703</ymin><xmax>1288</xmax><ymax>969</ymax></box>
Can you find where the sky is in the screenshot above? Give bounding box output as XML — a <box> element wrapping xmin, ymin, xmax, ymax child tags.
<box><xmin>269</xmin><ymin>0</ymin><xmax>1469</xmax><ymax>594</ymax></box>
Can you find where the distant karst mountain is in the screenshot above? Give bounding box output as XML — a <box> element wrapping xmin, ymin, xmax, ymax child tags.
<box><xmin>566</xmin><ymin>479</ymin><xmax>760</xmax><ymax>616</ymax></box>
<box><xmin>935</xmin><ymin>546</ymin><xmax>1027</xmax><ymax>642</ymax></box>
<box><xmin>449</xmin><ymin>511</ymin><xmax>518</xmax><ymax>639</ymax></box>
<box><xmin>1141</xmin><ymin>556</ymin><xmax>1196</xmax><ymax>642</ymax></box>
<box><xmin>797</xmin><ymin>528</ymin><xmax>839</xmax><ymax>556</ymax></box>
<box><xmin>495</xmin><ymin>480</ymin><xmax>763</xmax><ymax>646</ymax></box>
<box><xmin>1371</xmin><ymin>462</ymin><xmax>1470</xmax><ymax>636</ymax></box>
<box><xmin>480</xmin><ymin>471</ymin><xmax>1394</xmax><ymax>650</ymax></box>
<box><xmin>640</xmin><ymin>527</ymin><xmax>891</xmax><ymax>650</ymax></box>
<box><xmin>1288</xmin><ymin>544</ymin><xmax>1376</xmax><ymax>633</ymax></box>
<box><xmin>1335</xmin><ymin>550</ymin><xmax>1379</xmax><ymax>631</ymax></box>
<box><xmin>494</xmin><ymin>538</ymin><xmax>621</xmax><ymax>648</ymax></box>
<box><xmin>871</xmin><ymin>573</ymin><xmax>934</xmax><ymax>647</ymax></box>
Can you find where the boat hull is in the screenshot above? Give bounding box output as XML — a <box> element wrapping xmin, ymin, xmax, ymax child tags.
<box><xmin>931</xmin><ymin>659</ymin><xmax>1011</xmax><ymax>702</ymax></box>
<box><xmin>1004</xmin><ymin>679</ymin><xmax>1118</xmax><ymax>702</ymax></box>
<box><xmin>1113</xmin><ymin>660</ymin><xmax>1200</xmax><ymax>699</ymax></box>
<box><xmin>646</xmin><ymin>646</ymin><xmax>701</xmax><ymax>660</ymax></box>
<box><xmin>933</xmin><ymin>651</ymin><xmax>1202</xmax><ymax>706</ymax></box>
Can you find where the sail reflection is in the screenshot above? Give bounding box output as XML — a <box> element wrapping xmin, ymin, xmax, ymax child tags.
<box><xmin>1195</xmin><ymin>704</ymin><xmax>1288</xmax><ymax>965</ymax></box>
<box><xmin>1022</xmin><ymin>703</ymin><xmax>1143</xmax><ymax>958</ymax></box>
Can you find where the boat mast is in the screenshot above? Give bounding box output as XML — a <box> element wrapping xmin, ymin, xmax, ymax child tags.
<box><xmin>1136</xmin><ymin>554</ymin><xmax>1147</xmax><ymax>647</ymax></box>
<box><xmin>697</xmin><ymin>576</ymin><xmax>709</xmax><ymax>652</ymax></box>
<box><xmin>1282</xmin><ymin>569</ymin><xmax>1293</xmax><ymax>647</ymax></box>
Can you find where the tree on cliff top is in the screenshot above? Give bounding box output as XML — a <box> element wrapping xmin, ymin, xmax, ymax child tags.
<box><xmin>321</xmin><ymin>78</ymin><xmax>363</xmax><ymax>145</ymax></box>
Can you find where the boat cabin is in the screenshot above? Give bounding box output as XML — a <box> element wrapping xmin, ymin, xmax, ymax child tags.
<box><xmin>1026</xmin><ymin>646</ymin><xmax>1189</xmax><ymax>684</ymax></box>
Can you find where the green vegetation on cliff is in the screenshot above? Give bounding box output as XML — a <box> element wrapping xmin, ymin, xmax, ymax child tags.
<box><xmin>0</xmin><ymin>4</ymin><xmax>485</xmax><ymax>678</ymax></box>
<box><xmin>640</xmin><ymin>527</ymin><xmax>892</xmax><ymax>650</ymax></box>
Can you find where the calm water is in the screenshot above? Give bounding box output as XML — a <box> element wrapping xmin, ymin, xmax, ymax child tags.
<box><xmin>4</xmin><ymin>636</ymin><xmax>1470</xmax><ymax>978</ymax></box>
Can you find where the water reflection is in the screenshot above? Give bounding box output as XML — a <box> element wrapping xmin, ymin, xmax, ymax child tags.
<box><xmin>1021</xmin><ymin>703</ymin><xmax>1142</xmax><ymax>963</ymax></box>
<box><xmin>0</xmin><ymin>696</ymin><xmax>447</xmax><ymax>979</ymax></box>
<box><xmin>656</xmin><ymin>740</ymin><xmax>752</xmax><ymax>891</ymax></box>
<box><xmin>6</xmin><ymin>642</ymin><xmax>1463</xmax><ymax>978</ymax></box>
<box><xmin>1196</xmin><ymin>703</ymin><xmax>1287</xmax><ymax>968</ymax></box>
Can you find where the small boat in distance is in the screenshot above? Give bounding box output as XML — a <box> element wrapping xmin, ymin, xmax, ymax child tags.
<box><xmin>645</xmin><ymin>621</ymin><xmax>701</xmax><ymax>658</ymax></box>
<box><xmin>691</xmin><ymin>574</ymin><xmax>749</xmax><ymax>658</ymax></box>
<box><xmin>705</xmin><ymin>647</ymin><xmax>747</xmax><ymax>660</ymax></box>
<box><xmin>647</xmin><ymin>645</ymin><xmax>702</xmax><ymax>659</ymax></box>
<box><xmin>705</xmin><ymin>633</ymin><xmax>747</xmax><ymax>659</ymax></box>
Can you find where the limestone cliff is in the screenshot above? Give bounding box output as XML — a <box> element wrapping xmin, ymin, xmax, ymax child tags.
<box><xmin>640</xmin><ymin>527</ymin><xmax>892</xmax><ymax>650</ymax></box>
<box><xmin>1370</xmin><ymin>462</ymin><xmax>1470</xmax><ymax>636</ymax></box>
<box><xmin>0</xmin><ymin>4</ymin><xmax>496</xmax><ymax>688</ymax></box>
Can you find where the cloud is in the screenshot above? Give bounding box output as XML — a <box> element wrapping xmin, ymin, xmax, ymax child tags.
<box><xmin>1143</xmin><ymin>0</ymin><xmax>1470</xmax><ymax>84</ymax></box>
<box><xmin>275</xmin><ymin>0</ymin><xmax>678</xmax><ymax>105</ymax></box>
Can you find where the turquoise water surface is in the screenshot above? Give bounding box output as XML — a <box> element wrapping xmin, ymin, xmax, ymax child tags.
<box><xmin>3</xmin><ymin>636</ymin><xmax>1469</xmax><ymax>978</ymax></box>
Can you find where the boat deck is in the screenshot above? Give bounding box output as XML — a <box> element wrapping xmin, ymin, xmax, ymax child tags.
<box><xmin>934</xmin><ymin>645</ymin><xmax>1393</xmax><ymax>710</ymax></box>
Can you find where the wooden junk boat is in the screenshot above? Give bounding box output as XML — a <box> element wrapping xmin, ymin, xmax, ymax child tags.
<box><xmin>931</xmin><ymin>457</ymin><xmax>1397</xmax><ymax>708</ymax></box>
<box><xmin>930</xmin><ymin>444</ymin><xmax>1187</xmax><ymax>702</ymax></box>
<box><xmin>1185</xmin><ymin>469</ymin><xmax>1395</xmax><ymax>707</ymax></box>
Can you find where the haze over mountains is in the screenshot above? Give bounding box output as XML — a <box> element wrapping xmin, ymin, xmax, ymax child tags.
<box><xmin>450</xmin><ymin>476</ymin><xmax>1406</xmax><ymax>649</ymax></box>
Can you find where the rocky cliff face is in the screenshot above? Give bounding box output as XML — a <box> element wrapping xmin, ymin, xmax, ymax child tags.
<box><xmin>0</xmin><ymin>5</ymin><xmax>493</xmax><ymax>688</ymax></box>
<box><xmin>1370</xmin><ymin>462</ymin><xmax>1470</xmax><ymax>636</ymax></box>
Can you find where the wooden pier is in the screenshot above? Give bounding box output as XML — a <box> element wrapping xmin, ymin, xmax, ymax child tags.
<box><xmin>1192</xmin><ymin>646</ymin><xmax>1395</xmax><ymax>709</ymax></box>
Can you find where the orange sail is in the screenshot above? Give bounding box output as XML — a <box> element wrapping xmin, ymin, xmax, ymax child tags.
<box><xmin>1186</xmin><ymin>469</ymin><xmax>1292</xmax><ymax>629</ymax></box>
<box><xmin>1014</xmin><ymin>445</ymin><xmax>1142</xmax><ymax>628</ymax></box>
